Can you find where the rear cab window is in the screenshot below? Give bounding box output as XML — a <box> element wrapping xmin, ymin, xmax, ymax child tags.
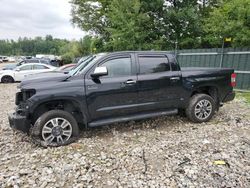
<box><xmin>26</xmin><ymin>59</ymin><xmax>39</xmax><ymax>63</ymax></box>
<box><xmin>40</xmin><ymin>60</ymin><xmax>49</xmax><ymax>64</ymax></box>
<box><xmin>138</xmin><ymin>55</ymin><xmax>170</xmax><ymax>74</ymax></box>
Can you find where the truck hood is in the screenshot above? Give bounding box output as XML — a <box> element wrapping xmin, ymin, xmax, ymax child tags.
<box><xmin>20</xmin><ymin>72</ymin><xmax>70</xmax><ymax>88</ymax></box>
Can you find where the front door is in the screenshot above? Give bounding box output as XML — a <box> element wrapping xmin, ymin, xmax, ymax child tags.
<box><xmin>85</xmin><ymin>54</ymin><xmax>138</xmax><ymax>121</ymax></box>
<box><xmin>14</xmin><ymin>64</ymin><xmax>33</xmax><ymax>81</ymax></box>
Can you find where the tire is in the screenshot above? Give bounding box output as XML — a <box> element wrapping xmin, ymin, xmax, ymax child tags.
<box><xmin>1</xmin><ymin>76</ymin><xmax>14</xmax><ymax>83</ymax></box>
<box><xmin>30</xmin><ymin>110</ymin><xmax>79</xmax><ymax>147</ymax></box>
<box><xmin>186</xmin><ymin>94</ymin><xmax>216</xmax><ymax>123</ymax></box>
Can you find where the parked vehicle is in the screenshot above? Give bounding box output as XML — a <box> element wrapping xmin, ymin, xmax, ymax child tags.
<box><xmin>15</xmin><ymin>56</ymin><xmax>94</xmax><ymax>84</ymax></box>
<box><xmin>0</xmin><ymin>56</ymin><xmax>8</xmax><ymax>63</ymax></box>
<box><xmin>56</xmin><ymin>64</ymin><xmax>76</xmax><ymax>73</ymax></box>
<box><xmin>7</xmin><ymin>56</ymin><xmax>16</xmax><ymax>62</ymax></box>
<box><xmin>8</xmin><ymin>51</ymin><xmax>235</xmax><ymax>147</ymax></box>
<box><xmin>17</xmin><ymin>58</ymin><xmax>60</xmax><ymax>67</ymax></box>
<box><xmin>0</xmin><ymin>63</ymin><xmax>57</xmax><ymax>83</ymax></box>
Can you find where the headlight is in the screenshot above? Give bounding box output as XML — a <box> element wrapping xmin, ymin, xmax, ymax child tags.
<box><xmin>15</xmin><ymin>89</ymin><xmax>36</xmax><ymax>105</ymax></box>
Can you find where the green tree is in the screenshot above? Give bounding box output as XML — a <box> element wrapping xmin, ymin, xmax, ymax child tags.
<box><xmin>203</xmin><ymin>0</ymin><xmax>250</xmax><ymax>47</ymax></box>
<box><xmin>162</xmin><ymin>1</ymin><xmax>202</xmax><ymax>49</ymax></box>
<box><xmin>78</xmin><ymin>35</ymin><xmax>95</xmax><ymax>55</ymax></box>
<box><xmin>70</xmin><ymin>0</ymin><xmax>220</xmax><ymax>50</ymax></box>
<box><xmin>71</xmin><ymin>0</ymin><xmax>112</xmax><ymax>39</ymax></box>
<box><xmin>106</xmin><ymin>0</ymin><xmax>150</xmax><ymax>50</ymax></box>
<box><xmin>0</xmin><ymin>37</ymin><xmax>80</xmax><ymax>61</ymax></box>
<box><xmin>71</xmin><ymin>0</ymin><xmax>167</xmax><ymax>50</ymax></box>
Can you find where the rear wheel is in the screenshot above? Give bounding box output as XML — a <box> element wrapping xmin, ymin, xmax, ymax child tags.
<box><xmin>186</xmin><ymin>94</ymin><xmax>215</xmax><ymax>123</ymax></box>
<box><xmin>1</xmin><ymin>76</ymin><xmax>14</xmax><ymax>83</ymax></box>
<box><xmin>30</xmin><ymin>110</ymin><xmax>79</xmax><ymax>147</ymax></box>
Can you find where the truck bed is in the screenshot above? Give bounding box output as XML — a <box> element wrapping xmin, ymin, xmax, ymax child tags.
<box><xmin>181</xmin><ymin>67</ymin><xmax>234</xmax><ymax>77</ymax></box>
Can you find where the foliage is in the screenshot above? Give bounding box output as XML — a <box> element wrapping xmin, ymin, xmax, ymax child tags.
<box><xmin>1</xmin><ymin>0</ymin><xmax>249</xmax><ymax>58</ymax></box>
<box><xmin>237</xmin><ymin>92</ymin><xmax>250</xmax><ymax>104</ymax></box>
<box><xmin>71</xmin><ymin>0</ymin><xmax>250</xmax><ymax>50</ymax></box>
<box><xmin>0</xmin><ymin>35</ymin><xmax>94</xmax><ymax>64</ymax></box>
<box><xmin>105</xmin><ymin>0</ymin><xmax>156</xmax><ymax>50</ymax></box>
<box><xmin>203</xmin><ymin>0</ymin><xmax>250</xmax><ymax>47</ymax></box>
<box><xmin>71</xmin><ymin>0</ymin><xmax>242</xmax><ymax>50</ymax></box>
<box><xmin>0</xmin><ymin>35</ymin><xmax>69</xmax><ymax>56</ymax></box>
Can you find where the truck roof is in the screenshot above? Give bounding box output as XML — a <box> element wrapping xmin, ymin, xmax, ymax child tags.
<box><xmin>106</xmin><ymin>51</ymin><xmax>174</xmax><ymax>55</ymax></box>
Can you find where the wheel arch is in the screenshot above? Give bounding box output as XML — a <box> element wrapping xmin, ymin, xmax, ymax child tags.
<box><xmin>29</xmin><ymin>98</ymin><xmax>88</xmax><ymax>128</ymax></box>
<box><xmin>191</xmin><ymin>85</ymin><xmax>219</xmax><ymax>102</ymax></box>
<box><xmin>1</xmin><ymin>74</ymin><xmax>15</xmax><ymax>82</ymax></box>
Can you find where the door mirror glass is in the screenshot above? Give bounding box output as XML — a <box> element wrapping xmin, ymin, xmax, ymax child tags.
<box><xmin>91</xmin><ymin>67</ymin><xmax>108</xmax><ymax>78</ymax></box>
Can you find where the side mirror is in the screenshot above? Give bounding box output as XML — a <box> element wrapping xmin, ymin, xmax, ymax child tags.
<box><xmin>15</xmin><ymin>68</ymin><xmax>20</xmax><ymax>71</ymax></box>
<box><xmin>91</xmin><ymin>67</ymin><xmax>108</xmax><ymax>78</ymax></box>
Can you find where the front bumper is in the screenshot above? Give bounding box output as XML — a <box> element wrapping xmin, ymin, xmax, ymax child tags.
<box><xmin>223</xmin><ymin>91</ymin><xmax>235</xmax><ymax>103</ymax></box>
<box><xmin>8</xmin><ymin>112</ymin><xmax>30</xmax><ymax>133</ymax></box>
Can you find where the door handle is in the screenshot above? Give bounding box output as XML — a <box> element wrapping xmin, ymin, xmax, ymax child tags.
<box><xmin>125</xmin><ymin>80</ymin><xmax>137</xmax><ymax>84</ymax></box>
<box><xmin>170</xmin><ymin>77</ymin><xmax>180</xmax><ymax>81</ymax></box>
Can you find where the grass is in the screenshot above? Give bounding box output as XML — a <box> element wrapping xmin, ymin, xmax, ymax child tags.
<box><xmin>236</xmin><ymin>92</ymin><xmax>250</xmax><ymax>104</ymax></box>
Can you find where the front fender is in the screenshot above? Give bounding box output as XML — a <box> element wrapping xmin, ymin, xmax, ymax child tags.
<box><xmin>28</xmin><ymin>95</ymin><xmax>89</xmax><ymax>125</ymax></box>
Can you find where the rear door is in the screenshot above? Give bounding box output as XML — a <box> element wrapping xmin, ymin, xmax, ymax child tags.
<box><xmin>136</xmin><ymin>54</ymin><xmax>182</xmax><ymax>112</ymax></box>
<box><xmin>85</xmin><ymin>53</ymin><xmax>138</xmax><ymax>121</ymax></box>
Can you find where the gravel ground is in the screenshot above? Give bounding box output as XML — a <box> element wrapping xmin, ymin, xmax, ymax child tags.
<box><xmin>0</xmin><ymin>83</ymin><xmax>250</xmax><ymax>188</ymax></box>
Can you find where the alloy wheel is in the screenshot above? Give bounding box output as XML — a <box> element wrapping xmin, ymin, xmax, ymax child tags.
<box><xmin>42</xmin><ymin>118</ymin><xmax>72</xmax><ymax>144</ymax></box>
<box><xmin>194</xmin><ymin>99</ymin><xmax>212</xmax><ymax>120</ymax></box>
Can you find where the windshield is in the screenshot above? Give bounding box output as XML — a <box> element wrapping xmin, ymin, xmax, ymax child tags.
<box><xmin>68</xmin><ymin>53</ymin><xmax>107</xmax><ymax>76</ymax></box>
<box><xmin>68</xmin><ymin>56</ymin><xmax>93</xmax><ymax>76</ymax></box>
<box><xmin>16</xmin><ymin>61</ymin><xmax>25</xmax><ymax>66</ymax></box>
<box><xmin>77</xmin><ymin>56</ymin><xmax>90</xmax><ymax>65</ymax></box>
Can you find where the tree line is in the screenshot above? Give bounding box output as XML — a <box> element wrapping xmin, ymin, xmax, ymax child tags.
<box><xmin>71</xmin><ymin>0</ymin><xmax>250</xmax><ymax>51</ymax></box>
<box><xmin>0</xmin><ymin>0</ymin><xmax>249</xmax><ymax>63</ymax></box>
<box><xmin>0</xmin><ymin>35</ymin><xmax>92</xmax><ymax>63</ymax></box>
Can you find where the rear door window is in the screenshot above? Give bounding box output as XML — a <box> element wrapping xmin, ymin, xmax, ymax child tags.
<box><xmin>26</xmin><ymin>59</ymin><xmax>39</xmax><ymax>63</ymax></box>
<box><xmin>40</xmin><ymin>60</ymin><xmax>49</xmax><ymax>64</ymax></box>
<box><xmin>138</xmin><ymin>56</ymin><xmax>170</xmax><ymax>74</ymax></box>
<box><xmin>33</xmin><ymin>65</ymin><xmax>49</xmax><ymax>70</ymax></box>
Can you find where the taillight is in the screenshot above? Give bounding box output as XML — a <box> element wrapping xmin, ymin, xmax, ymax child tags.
<box><xmin>231</xmin><ymin>73</ymin><xmax>236</xmax><ymax>87</ymax></box>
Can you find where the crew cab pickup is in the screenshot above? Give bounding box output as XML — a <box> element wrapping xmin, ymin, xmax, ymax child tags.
<box><xmin>8</xmin><ymin>51</ymin><xmax>236</xmax><ymax>147</ymax></box>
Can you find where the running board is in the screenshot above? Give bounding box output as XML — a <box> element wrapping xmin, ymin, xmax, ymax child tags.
<box><xmin>88</xmin><ymin>109</ymin><xmax>178</xmax><ymax>127</ymax></box>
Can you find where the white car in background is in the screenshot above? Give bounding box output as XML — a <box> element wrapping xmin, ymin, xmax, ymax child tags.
<box><xmin>0</xmin><ymin>63</ymin><xmax>57</xmax><ymax>83</ymax></box>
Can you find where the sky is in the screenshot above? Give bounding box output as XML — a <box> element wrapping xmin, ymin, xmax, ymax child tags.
<box><xmin>0</xmin><ymin>0</ymin><xmax>86</xmax><ymax>40</ymax></box>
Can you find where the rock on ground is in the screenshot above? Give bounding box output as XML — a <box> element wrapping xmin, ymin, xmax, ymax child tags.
<box><xmin>0</xmin><ymin>84</ymin><xmax>249</xmax><ymax>187</ymax></box>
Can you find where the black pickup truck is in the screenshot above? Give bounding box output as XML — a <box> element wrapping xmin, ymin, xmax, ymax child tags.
<box><xmin>8</xmin><ymin>51</ymin><xmax>236</xmax><ymax>147</ymax></box>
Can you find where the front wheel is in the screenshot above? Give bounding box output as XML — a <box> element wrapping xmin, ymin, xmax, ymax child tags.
<box><xmin>30</xmin><ymin>110</ymin><xmax>79</xmax><ymax>147</ymax></box>
<box><xmin>186</xmin><ymin>94</ymin><xmax>216</xmax><ymax>123</ymax></box>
